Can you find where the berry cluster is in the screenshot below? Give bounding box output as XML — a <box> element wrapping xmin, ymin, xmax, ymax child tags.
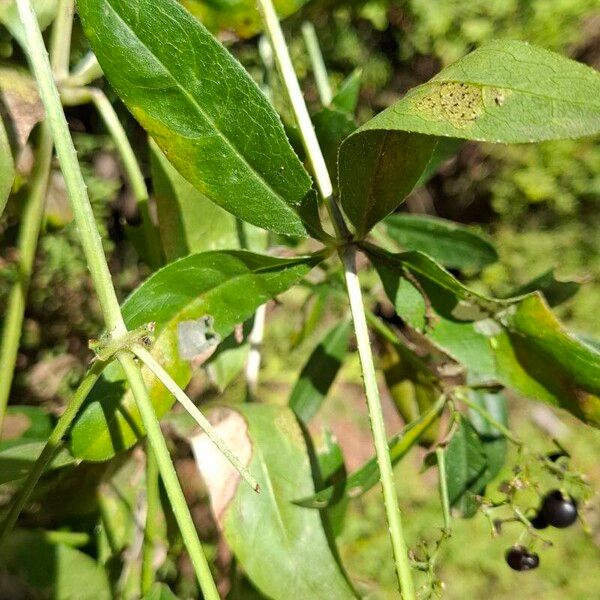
<box><xmin>505</xmin><ymin>489</ymin><xmax>578</xmax><ymax>572</ymax></box>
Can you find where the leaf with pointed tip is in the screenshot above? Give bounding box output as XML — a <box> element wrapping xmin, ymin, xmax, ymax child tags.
<box><xmin>78</xmin><ymin>0</ymin><xmax>315</xmax><ymax>237</ymax></box>
<box><xmin>339</xmin><ymin>41</ymin><xmax>600</xmax><ymax>237</ymax></box>
<box><xmin>193</xmin><ymin>404</ymin><xmax>356</xmax><ymax>599</ymax></box>
<box><xmin>289</xmin><ymin>320</ymin><xmax>352</xmax><ymax>424</ymax></box>
<box><xmin>383</xmin><ymin>213</ymin><xmax>498</xmax><ymax>271</ymax></box>
<box><xmin>69</xmin><ymin>250</ymin><xmax>324</xmax><ymax>461</ymax></box>
<box><xmin>367</xmin><ymin>246</ymin><xmax>600</xmax><ymax>427</ymax></box>
<box><xmin>331</xmin><ymin>68</ymin><xmax>362</xmax><ymax>114</ymax></box>
<box><xmin>502</xmin><ymin>269</ymin><xmax>580</xmax><ymax>308</ymax></box>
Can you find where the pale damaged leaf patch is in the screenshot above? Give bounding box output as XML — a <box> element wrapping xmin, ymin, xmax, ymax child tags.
<box><xmin>190</xmin><ymin>408</ymin><xmax>252</xmax><ymax>525</ymax></box>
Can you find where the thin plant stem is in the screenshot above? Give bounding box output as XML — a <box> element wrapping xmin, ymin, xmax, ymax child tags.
<box><xmin>61</xmin><ymin>86</ymin><xmax>162</xmax><ymax>267</ymax></box>
<box><xmin>257</xmin><ymin>4</ymin><xmax>416</xmax><ymax>594</ymax></box>
<box><xmin>132</xmin><ymin>344</ymin><xmax>260</xmax><ymax>492</ymax></box>
<box><xmin>141</xmin><ymin>444</ymin><xmax>160</xmax><ymax>595</ymax></box>
<box><xmin>457</xmin><ymin>389</ymin><xmax>521</xmax><ymax>446</ymax></box>
<box><xmin>64</xmin><ymin>51</ymin><xmax>103</xmax><ymax>87</ymax></box>
<box><xmin>118</xmin><ymin>352</ymin><xmax>219</xmax><ymax>600</ymax></box>
<box><xmin>341</xmin><ymin>245</ymin><xmax>416</xmax><ymax>599</ymax></box>
<box><xmin>435</xmin><ymin>447</ymin><xmax>451</xmax><ymax>533</ymax></box>
<box><xmin>256</xmin><ymin>0</ymin><xmax>350</xmax><ymax>240</ymax></box>
<box><xmin>16</xmin><ymin>2</ymin><xmax>220</xmax><ymax>595</ymax></box>
<box><xmin>301</xmin><ymin>22</ymin><xmax>332</xmax><ymax>106</ymax></box>
<box><xmin>245</xmin><ymin>303</ymin><xmax>267</xmax><ymax>399</ymax></box>
<box><xmin>0</xmin><ymin>0</ymin><xmax>74</xmax><ymax>427</ymax></box>
<box><xmin>0</xmin><ymin>360</ymin><xmax>107</xmax><ymax>543</ymax></box>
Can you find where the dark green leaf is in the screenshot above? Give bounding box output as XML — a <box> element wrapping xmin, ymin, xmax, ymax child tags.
<box><xmin>331</xmin><ymin>68</ymin><xmax>362</xmax><ymax>115</ymax></box>
<box><xmin>413</xmin><ymin>137</ymin><xmax>462</xmax><ymax>188</ymax></box>
<box><xmin>78</xmin><ymin>0</ymin><xmax>314</xmax><ymax>237</ymax></box>
<box><xmin>444</xmin><ymin>415</ymin><xmax>487</xmax><ymax>517</ymax></box>
<box><xmin>502</xmin><ymin>269</ymin><xmax>580</xmax><ymax>307</ymax></box>
<box><xmin>368</xmin><ymin>246</ymin><xmax>600</xmax><ymax>427</ymax></box>
<box><xmin>339</xmin><ymin>41</ymin><xmax>600</xmax><ymax>237</ymax></box>
<box><xmin>69</xmin><ymin>250</ymin><xmax>324</xmax><ymax>460</ymax></box>
<box><xmin>296</xmin><ymin>395</ymin><xmax>445</xmax><ymax>508</ymax></box>
<box><xmin>289</xmin><ymin>320</ymin><xmax>352</xmax><ymax>423</ymax></box>
<box><xmin>312</xmin><ymin>107</ymin><xmax>356</xmax><ymax>189</ymax></box>
<box><xmin>193</xmin><ymin>404</ymin><xmax>356</xmax><ymax>599</ymax></box>
<box><xmin>383</xmin><ymin>213</ymin><xmax>498</xmax><ymax>270</ymax></box>
<box><xmin>0</xmin><ymin>530</ymin><xmax>111</xmax><ymax>599</ymax></box>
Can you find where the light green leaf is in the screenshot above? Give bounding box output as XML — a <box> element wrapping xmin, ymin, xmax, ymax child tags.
<box><xmin>143</xmin><ymin>583</ymin><xmax>179</xmax><ymax>600</ymax></box>
<box><xmin>78</xmin><ymin>0</ymin><xmax>315</xmax><ymax>237</ymax></box>
<box><xmin>339</xmin><ymin>41</ymin><xmax>600</xmax><ymax>237</ymax></box>
<box><xmin>69</xmin><ymin>250</ymin><xmax>324</xmax><ymax>460</ymax></box>
<box><xmin>289</xmin><ymin>320</ymin><xmax>352</xmax><ymax>423</ymax></box>
<box><xmin>0</xmin><ymin>530</ymin><xmax>110</xmax><ymax>600</ymax></box>
<box><xmin>181</xmin><ymin>0</ymin><xmax>308</xmax><ymax>39</ymax></box>
<box><xmin>383</xmin><ymin>213</ymin><xmax>498</xmax><ymax>270</ymax></box>
<box><xmin>501</xmin><ymin>268</ymin><xmax>580</xmax><ymax>308</ymax></box>
<box><xmin>368</xmin><ymin>246</ymin><xmax>600</xmax><ymax>427</ymax></box>
<box><xmin>193</xmin><ymin>404</ymin><xmax>356</xmax><ymax>599</ymax></box>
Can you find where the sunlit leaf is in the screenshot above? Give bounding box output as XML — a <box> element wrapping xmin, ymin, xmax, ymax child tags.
<box><xmin>70</xmin><ymin>250</ymin><xmax>324</xmax><ymax>460</ymax></box>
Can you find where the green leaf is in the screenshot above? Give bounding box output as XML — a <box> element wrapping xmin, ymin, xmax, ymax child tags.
<box><xmin>296</xmin><ymin>395</ymin><xmax>445</xmax><ymax>508</ymax></box>
<box><xmin>413</xmin><ymin>137</ymin><xmax>462</xmax><ymax>188</ymax></box>
<box><xmin>69</xmin><ymin>250</ymin><xmax>324</xmax><ymax>460</ymax></box>
<box><xmin>181</xmin><ymin>0</ymin><xmax>308</xmax><ymax>39</ymax></box>
<box><xmin>150</xmin><ymin>141</ymin><xmax>266</xmax><ymax>260</ymax></box>
<box><xmin>368</xmin><ymin>246</ymin><xmax>600</xmax><ymax>427</ymax></box>
<box><xmin>193</xmin><ymin>404</ymin><xmax>356</xmax><ymax>599</ymax></box>
<box><xmin>339</xmin><ymin>41</ymin><xmax>600</xmax><ymax>237</ymax></box>
<box><xmin>444</xmin><ymin>415</ymin><xmax>487</xmax><ymax>517</ymax></box>
<box><xmin>331</xmin><ymin>68</ymin><xmax>362</xmax><ymax>114</ymax></box>
<box><xmin>0</xmin><ymin>441</ymin><xmax>76</xmax><ymax>485</ymax></box>
<box><xmin>502</xmin><ymin>269</ymin><xmax>580</xmax><ymax>308</ymax></box>
<box><xmin>0</xmin><ymin>405</ymin><xmax>53</xmax><ymax>450</ymax></box>
<box><xmin>0</xmin><ymin>530</ymin><xmax>111</xmax><ymax>600</ymax></box>
<box><xmin>0</xmin><ymin>115</ymin><xmax>13</xmax><ymax>215</ymax></box>
<box><xmin>289</xmin><ymin>320</ymin><xmax>352</xmax><ymax>423</ymax></box>
<box><xmin>383</xmin><ymin>213</ymin><xmax>498</xmax><ymax>271</ymax></box>
<box><xmin>78</xmin><ymin>0</ymin><xmax>314</xmax><ymax>237</ymax></box>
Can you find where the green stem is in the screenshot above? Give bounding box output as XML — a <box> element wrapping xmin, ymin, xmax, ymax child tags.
<box><xmin>141</xmin><ymin>444</ymin><xmax>160</xmax><ymax>595</ymax></box>
<box><xmin>132</xmin><ymin>344</ymin><xmax>260</xmax><ymax>492</ymax></box>
<box><xmin>118</xmin><ymin>352</ymin><xmax>219</xmax><ymax>600</ymax></box>
<box><xmin>256</xmin><ymin>0</ymin><xmax>350</xmax><ymax>240</ymax></box>
<box><xmin>16</xmin><ymin>2</ymin><xmax>219</xmax><ymax>595</ymax></box>
<box><xmin>341</xmin><ymin>245</ymin><xmax>416</xmax><ymax>599</ymax></box>
<box><xmin>0</xmin><ymin>360</ymin><xmax>107</xmax><ymax>543</ymax></box>
<box><xmin>0</xmin><ymin>0</ymin><xmax>74</xmax><ymax>428</ymax></box>
<box><xmin>435</xmin><ymin>447</ymin><xmax>451</xmax><ymax>533</ymax></box>
<box><xmin>301</xmin><ymin>22</ymin><xmax>332</xmax><ymax>106</ymax></box>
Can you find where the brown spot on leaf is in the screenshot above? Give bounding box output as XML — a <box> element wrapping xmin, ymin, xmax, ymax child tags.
<box><xmin>416</xmin><ymin>81</ymin><xmax>485</xmax><ymax>128</ymax></box>
<box><xmin>1</xmin><ymin>413</ymin><xmax>31</xmax><ymax>440</ymax></box>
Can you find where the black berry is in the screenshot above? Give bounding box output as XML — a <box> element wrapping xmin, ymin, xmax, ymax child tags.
<box><xmin>539</xmin><ymin>489</ymin><xmax>578</xmax><ymax>528</ymax></box>
<box><xmin>530</xmin><ymin>513</ymin><xmax>548</xmax><ymax>530</ymax></box>
<box><xmin>505</xmin><ymin>546</ymin><xmax>540</xmax><ymax>571</ymax></box>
